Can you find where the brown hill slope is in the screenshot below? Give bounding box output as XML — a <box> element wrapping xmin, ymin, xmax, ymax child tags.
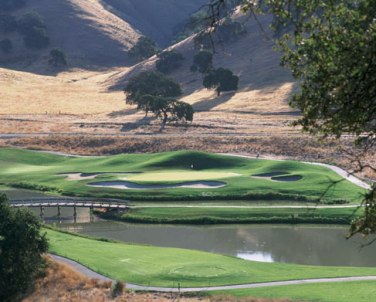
<box><xmin>106</xmin><ymin>11</ymin><xmax>295</xmax><ymax>114</ymax></box>
<box><xmin>0</xmin><ymin>0</ymin><xmax>140</xmax><ymax>71</ymax></box>
<box><xmin>101</xmin><ymin>0</ymin><xmax>208</xmax><ymax>47</ymax></box>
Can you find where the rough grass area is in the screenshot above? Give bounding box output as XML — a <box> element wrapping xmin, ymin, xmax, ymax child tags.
<box><xmin>0</xmin><ymin>148</ymin><xmax>367</xmax><ymax>203</ymax></box>
<box><xmin>46</xmin><ymin>229</ymin><xmax>376</xmax><ymax>288</ymax></box>
<box><xmin>109</xmin><ymin>207</ymin><xmax>362</xmax><ymax>225</ymax></box>
<box><xmin>213</xmin><ymin>281</ymin><xmax>376</xmax><ymax>302</ymax></box>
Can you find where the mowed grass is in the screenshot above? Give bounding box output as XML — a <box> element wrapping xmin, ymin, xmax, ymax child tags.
<box><xmin>0</xmin><ymin>148</ymin><xmax>367</xmax><ymax>202</ymax></box>
<box><xmin>214</xmin><ymin>281</ymin><xmax>376</xmax><ymax>302</ymax></box>
<box><xmin>46</xmin><ymin>229</ymin><xmax>376</xmax><ymax>288</ymax></box>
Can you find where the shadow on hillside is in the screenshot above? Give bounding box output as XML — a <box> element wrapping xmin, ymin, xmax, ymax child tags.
<box><xmin>120</xmin><ymin>116</ymin><xmax>153</xmax><ymax>132</ymax></box>
<box><xmin>108</xmin><ymin>108</ymin><xmax>139</xmax><ymax>118</ymax></box>
<box><xmin>193</xmin><ymin>91</ymin><xmax>235</xmax><ymax>111</ymax></box>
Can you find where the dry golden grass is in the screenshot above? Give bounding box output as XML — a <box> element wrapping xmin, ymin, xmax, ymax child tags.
<box><xmin>22</xmin><ymin>258</ymin><xmax>294</xmax><ymax>302</ymax></box>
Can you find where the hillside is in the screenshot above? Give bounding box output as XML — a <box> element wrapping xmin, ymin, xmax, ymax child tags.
<box><xmin>0</xmin><ymin>0</ymin><xmax>208</xmax><ymax>72</ymax></box>
<box><xmin>101</xmin><ymin>0</ymin><xmax>208</xmax><ymax>46</ymax></box>
<box><xmin>106</xmin><ymin>11</ymin><xmax>295</xmax><ymax>114</ymax></box>
<box><xmin>0</xmin><ymin>0</ymin><xmax>142</xmax><ymax>71</ymax></box>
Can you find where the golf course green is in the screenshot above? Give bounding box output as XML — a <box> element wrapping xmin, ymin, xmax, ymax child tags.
<box><xmin>0</xmin><ymin>148</ymin><xmax>367</xmax><ymax>203</ymax></box>
<box><xmin>46</xmin><ymin>228</ymin><xmax>376</xmax><ymax>288</ymax></box>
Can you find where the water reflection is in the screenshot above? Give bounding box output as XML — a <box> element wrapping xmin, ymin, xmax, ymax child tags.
<box><xmin>57</xmin><ymin>221</ymin><xmax>376</xmax><ymax>267</ymax></box>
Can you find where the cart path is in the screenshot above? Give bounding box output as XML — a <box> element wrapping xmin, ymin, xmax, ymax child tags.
<box><xmin>50</xmin><ymin>255</ymin><xmax>376</xmax><ymax>293</ymax></box>
<box><xmin>220</xmin><ymin>153</ymin><xmax>372</xmax><ymax>190</ymax></box>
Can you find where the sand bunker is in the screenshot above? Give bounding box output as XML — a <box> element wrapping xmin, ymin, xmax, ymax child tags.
<box><xmin>58</xmin><ymin>172</ymin><xmax>140</xmax><ymax>181</ymax></box>
<box><xmin>58</xmin><ymin>173</ymin><xmax>98</xmax><ymax>181</ymax></box>
<box><xmin>88</xmin><ymin>180</ymin><xmax>226</xmax><ymax>190</ymax></box>
<box><xmin>251</xmin><ymin>172</ymin><xmax>302</xmax><ymax>182</ymax></box>
<box><xmin>271</xmin><ymin>175</ymin><xmax>303</xmax><ymax>182</ymax></box>
<box><xmin>252</xmin><ymin>172</ymin><xmax>288</xmax><ymax>177</ymax></box>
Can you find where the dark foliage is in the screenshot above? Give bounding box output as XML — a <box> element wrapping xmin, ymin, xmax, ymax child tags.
<box><xmin>191</xmin><ymin>50</ymin><xmax>213</xmax><ymax>74</ymax></box>
<box><xmin>156</xmin><ymin>50</ymin><xmax>184</xmax><ymax>74</ymax></box>
<box><xmin>17</xmin><ymin>12</ymin><xmax>45</xmax><ymax>35</ymax></box>
<box><xmin>203</xmin><ymin>67</ymin><xmax>239</xmax><ymax>95</ymax></box>
<box><xmin>23</xmin><ymin>26</ymin><xmax>49</xmax><ymax>49</ymax></box>
<box><xmin>48</xmin><ymin>48</ymin><xmax>67</xmax><ymax>67</ymax></box>
<box><xmin>128</xmin><ymin>36</ymin><xmax>159</xmax><ymax>62</ymax></box>
<box><xmin>0</xmin><ymin>194</ymin><xmax>48</xmax><ymax>302</ymax></box>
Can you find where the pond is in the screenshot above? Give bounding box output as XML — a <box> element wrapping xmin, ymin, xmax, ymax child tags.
<box><xmin>3</xmin><ymin>188</ymin><xmax>376</xmax><ymax>268</ymax></box>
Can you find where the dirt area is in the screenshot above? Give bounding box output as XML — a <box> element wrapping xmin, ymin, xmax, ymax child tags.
<box><xmin>22</xmin><ymin>258</ymin><xmax>294</xmax><ymax>302</ymax></box>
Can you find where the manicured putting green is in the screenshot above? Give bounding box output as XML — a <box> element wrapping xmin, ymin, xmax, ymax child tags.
<box><xmin>46</xmin><ymin>229</ymin><xmax>376</xmax><ymax>288</ymax></box>
<box><xmin>127</xmin><ymin>171</ymin><xmax>240</xmax><ymax>182</ymax></box>
<box><xmin>0</xmin><ymin>148</ymin><xmax>367</xmax><ymax>202</ymax></box>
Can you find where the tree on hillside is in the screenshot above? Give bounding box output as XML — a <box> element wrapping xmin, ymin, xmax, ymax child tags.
<box><xmin>203</xmin><ymin>67</ymin><xmax>239</xmax><ymax>96</ymax></box>
<box><xmin>17</xmin><ymin>12</ymin><xmax>46</xmax><ymax>35</ymax></box>
<box><xmin>209</xmin><ymin>0</ymin><xmax>376</xmax><ymax>236</ymax></box>
<box><xmin>141</xmin><ymin>95</ymin><xmax>194</xmax><ymax>130</ymax></box>
<box><xmin>17</xmin><ymin>12</ymin><xmax>49</xmax><ymax>49</ymax></box>
<box><xmin>156</xmin><ymin>50</ymin><xmax>184</xmax><ymax>74</ymax></box>
<box><xmin>48</xmin><ymin>48</ymin><xmax>67</xmax><ymax>67</ymax></box>
<box><xmin>128</xmin><ymin>36</ymin><xmax>159</xmax><ymax>62</ymax></box>
<box><xmin>191</xmin><ymin>50</ymin><xmax>213</xmax><ymax>73</ymax></box>
<box><xmin>124</xmin><ymin>71</ymin><xmax>193</xmax><ymax>130</ymax></box>
<box><xmin>0</xmin><ymin>194</ymin><xmax>48</xmax><ymax>302</ymax></box>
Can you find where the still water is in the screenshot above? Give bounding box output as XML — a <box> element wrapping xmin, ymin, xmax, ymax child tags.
<box><xmin>5</xmin><ymin>188</ymin><xmax>376</xmax><ymax>267</ymax></box>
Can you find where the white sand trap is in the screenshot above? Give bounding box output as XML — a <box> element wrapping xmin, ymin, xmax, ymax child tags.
<box><xmin>88</xmin><ymin>180</ymin><xmax>226</xmax><ymax>190</ymax></box>
<box><xmin>58</xmin><ymin>173</ymin><xmax>98</xmax><ymax>181</ymax></box>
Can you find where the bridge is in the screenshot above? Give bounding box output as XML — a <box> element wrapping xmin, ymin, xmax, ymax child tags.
<box><xmin>9</xmin><ymin>197</ymin><xmax>129</xmax><ymax>222</ymax></box>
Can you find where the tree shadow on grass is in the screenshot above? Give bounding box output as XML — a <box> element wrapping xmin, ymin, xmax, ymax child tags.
<box><xmin>193</xmin><ymin>91</ymin><xmax>236</xmax><ymax>112</ymax></box>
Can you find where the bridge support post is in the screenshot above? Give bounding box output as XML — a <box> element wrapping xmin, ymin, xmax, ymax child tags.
<box><xmin>39</xmin><ymin>206</ymin><xmax>44</xmax><ymax>221</ymax></box>
<box><xmin>90</xmin><ymin>206</ymin><xmax>94</xmax><ymax>222</ymax></box>
<box><xmin>73</xmin><ymin>206</ymin><xmax>77</xmax><ymax>223</ymax></box>
<box><xmin>57</xmin><ymin>205</ymin><xmax>61</xmax><ymax>223</ymax></box>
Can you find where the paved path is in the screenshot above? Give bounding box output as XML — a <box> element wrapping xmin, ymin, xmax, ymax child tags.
<box><xmin>220</xmin><ymin>153</ymin><xmax>372</xmax><ymax>190</ymax></box>
<box><xmin>131</xmin><ymin>204</ymin><xmax>361</xmax><ymax>209</ymax></box>
<box><xmin>51</xmin><ymin>255</ymin><xmax>376</xmax><ymax>293</ymax></box>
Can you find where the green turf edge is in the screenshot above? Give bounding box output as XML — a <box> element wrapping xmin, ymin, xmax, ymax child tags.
<box><xmin>208</xmin><ymin>281</ymin><xmax>376</xmax><ymax>302</ymax></box>
<box><xmin>45</xmin><ymin>228</ymin><xmax>376</xmax><ymax>288</ymax></box>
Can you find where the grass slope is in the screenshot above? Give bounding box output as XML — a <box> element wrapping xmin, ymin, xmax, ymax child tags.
<box><xmin>0</xmin><ymin>148</ymin><xmax>366</xmax><ymax>203</ymax></box>
<box><xmin>46</xmin><ymin>229</ymin><xmax>376</xmax><ymax>288</ymax></box>
<box><xmin>116</xmin><ymin>207</ymin><xmax>362</xmax><ymax>224</ymax></box>
<box><xmin>214</xmin><ymin>281</ymin><xmax>376</xmax><ymax>302</ymax></box>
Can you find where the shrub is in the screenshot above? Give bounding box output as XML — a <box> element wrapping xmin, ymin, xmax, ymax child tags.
<box><xmin>0</xmin><ymin>38</ymin><xmax>12</xmax><ymax>53</ymax></box>
<box><xmin>48</xmin><ymin>48</ymin><xmax>67</xmax><ymax>67</ymax></box>
<box><xmin>17</xmin><ymin>12</ymin><xmax>45</xmax><ymax>35</ymax></box>
<box><xmin>156</xmin><ymin>50</ymin><xmax>184</xmax><ymax>74</ymax></box>
<box><xmin>128</xmin><ymin>36</ymin><xmax>159</xmax><ymax>61</ymax></box>
<box><xmin>191</xmin><ymin>50</ymin><xmax>213</xmax><ymax>74</ymax></box>
<box><xmin>203</xmin><ymin>67</ymin><xmax>239</xmax><ymax>96</ymax></box>
<box><xmin>112</xmin><ymin>280</ymin><xmax>125</xmax><ymax>297</ymax></box>
<box><xmin>23</xmin><ymin>26</ymin><xmax>49</xmax><ymax>49</ymax></box>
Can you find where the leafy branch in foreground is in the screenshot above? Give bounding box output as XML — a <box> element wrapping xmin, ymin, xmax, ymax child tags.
<box><xmin>207</xmin><ymin>0</ymin><xmax>376</xmax><ymax>236</ymax></box>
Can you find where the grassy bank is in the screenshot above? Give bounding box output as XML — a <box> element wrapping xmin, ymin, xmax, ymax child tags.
<box><xmin>0</xmin><ymin>148</ymin><xmax>367</xmax><ymax>203</ymax></box>
<box><xmin>46</xmin><ymin>229</ymin><xmax>376</xmax><ymax>288</ymax></box>
<box><xmin>212</xmin><ymin>281</ymin><xmax>376</xmax><ymax>302</ymax></box>
<box><xmin>101</xmin><ymin>206</ymin><xmax>362</xmax><ymax>225</ymax></box>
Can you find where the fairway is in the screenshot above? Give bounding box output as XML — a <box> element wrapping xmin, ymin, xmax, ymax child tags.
<box><xmin>0</xmin><ymin>148</ymin><xmax>367</xmax><ymax>203</ymax></box>
<box><xmin>46</xmin><ymin>229</ymin><xmax>376</xmax><ymax>288</ymax></box>
<box><xmin>215</xmin><ymin>281</ymin><xmax>376</xmax><ymax>302</ymax></box>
